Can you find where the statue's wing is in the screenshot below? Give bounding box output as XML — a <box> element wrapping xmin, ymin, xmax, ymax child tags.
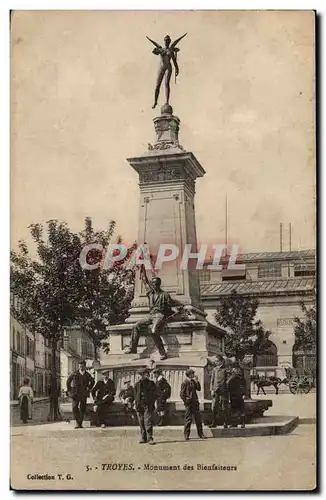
<box><xmin>146</xmin><ymin>36</ymin><xmax>162</xmax><ymax>49</ymax></box>
<box><xmin>171</xmin><ymin>32</ymin><xmax>187</xmax><ymax>50</ymax></box>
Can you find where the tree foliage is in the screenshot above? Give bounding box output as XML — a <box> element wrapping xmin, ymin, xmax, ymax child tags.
<box><xmin>293</xmin><ymin>300</ymin><xmax>316</xmax><ymax>352</ymax></box>
<box><xmin>215</xmin><ymin>290</ymin><xmax>271</xmax><ymax>360</ymax></box>
<box><xmin>76</xmin><ymin>217</ymin><xmax>135</xmax><ymax>356</ymax></box>
<box><xmin>10</xmin><ymin>218</ymin><xmax>135</xmax><ymax>419</ymax></box>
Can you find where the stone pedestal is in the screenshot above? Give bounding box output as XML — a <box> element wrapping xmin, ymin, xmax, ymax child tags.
<box><xmin>99</xmin><ymin>321</ymin><xmax>225</xmax><ymax>409</ymax></box>
<box><xmin>126</xmin><ymin>105</ymin><xmax>206</xmax><ymax>323</ymax></box>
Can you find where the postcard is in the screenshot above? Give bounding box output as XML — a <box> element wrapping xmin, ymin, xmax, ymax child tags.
<box><xmin>10</xmin><ymin>10</ymin><xmax>316</xmax><ymax>491</ymax></box>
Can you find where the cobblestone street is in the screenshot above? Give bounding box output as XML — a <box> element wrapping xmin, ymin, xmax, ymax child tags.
<box><xmin>11</xmin><ymin>394</ymin><xmax>316</xmax><ymax>491</ymax></box>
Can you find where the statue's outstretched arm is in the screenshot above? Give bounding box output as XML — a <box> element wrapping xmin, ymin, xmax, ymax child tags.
<box><xmin>146</xmin><ymin>36</ymin><xmax>162</xmax><ymax>49</ymax></box>
<box><xmin>171</xmin><ymin>32</ymin><xmax>187</xmax><ymax>50</ymax></box>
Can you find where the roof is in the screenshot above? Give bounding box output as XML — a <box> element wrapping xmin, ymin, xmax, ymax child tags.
<box><xmin>200</xmin><ymin>278</ymin><xmax>316</xmax><ymax>297</ymax></box>
<box><xmin>237</xmin><ymin>250</ymin><xmax>315</xmax><ymax>263</ymax></box>
<box><xmin>204</xmin><ymin>249</ymin><xmax>316</xmax><ymax>265</ymax></box>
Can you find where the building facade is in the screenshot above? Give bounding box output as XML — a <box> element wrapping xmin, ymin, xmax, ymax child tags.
<box><xmin>60</xmin><ymin>327</ymin><xmax>95</xmax><ymax>394</ymax></box>
<box><xmin>10</xmin><ymin>294</ymin><xmax>61</xmax><ymax>399</ymax></box>
<box><xmin>10</xmin><ymin>314</ymin><xmax>61</xmax><ymax>400</ymax></box>
<box><xmin>200</xmin><ymin>249</ymin><xmax>316</xmax><ymax>378</ymax></box>
<box><xmin>10</xmin><ymin>315</ymin><xmax>35</xmax><ymax>400</ymax></box>
<box><xmin>34</xmin><ymin>332</ymin><xmax>61</xmax><ymax>397</ymax></box>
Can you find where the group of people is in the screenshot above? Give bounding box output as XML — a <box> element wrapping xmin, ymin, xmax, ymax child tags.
<box><xmin>65</xmin><ymin>361</ymin><xmax>172</xmax><ymax>437</ymax></box>
<box><xmin>17</xmin><ymin>275</ymin><xmax>247</xmax><ymax>434</ymax></box>
<box><xmin>64</xmin><ymin>354</ymin><xmax>246</xmax><ymax>444</ymax></box>
<box><xmin>17</xmin><ymin>353</ymin><xmax>246</xmax><ymax>442</ymax></box>
<box><xmin>209</xmin><ymin>354</ymin><xmax>246</xmax><ymax>429</ymax></box>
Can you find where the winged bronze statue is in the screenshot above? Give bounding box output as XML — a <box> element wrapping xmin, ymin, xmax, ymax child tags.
<box><xmin>146</xmin><ymin>33</ymin><xmax>187</xmax><ymax>109</ymax></box>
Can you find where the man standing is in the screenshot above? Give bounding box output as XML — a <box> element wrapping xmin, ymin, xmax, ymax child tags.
<box><xmin>153</xmin><ymin>368</ymin><xmax>171</xmax><ymax>426</ymax></box>
<box><xmin>209</xmin><ymin>355</ymin><xmax>228</xmax><ymax>429</ymax></box>
<box><xmin>125</xmin><ymin>272</ymin><xmax>182</xmax><ymax>360</ymax></box>
<box><xmin>134</xmin><ymin>367</ymin><xmax>157</xmax><ymax>445</ymax></box>
<box><xmin>66</xmin><ymin>360</ymin><xmax>95</xmax><ymax>429</ymax></box>
<box><xmin>226</xmin><ymin>361</ymin><xmax>246</xmax><ymax>429</ymax></box>
<box><xmin>91</xmin><ymin>372</ymin><xmax>116</xmax><ymax>428</ymax></box>
<box><xmin>180</xmin><ymin>369</ymin><xmax>206</xmax><ymax>441</ymax></box>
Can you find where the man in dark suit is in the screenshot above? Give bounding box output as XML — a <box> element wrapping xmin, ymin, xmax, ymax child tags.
<box><xmin>134</xmin><ymin>367</ymin><xmax>157</xmax><ymax>445</ymax></box>
<box><xmin>91</xmin><ymin>372</ymin><xmax>116</xmax><ymax>428</ymax></box>
<box><xmin>66</xmin><ymin>360</ymin><xmax>95</xmax><ymax>429</ymax></box>
<box><xmin>226</xmin><ymin>362</ymin><xmax>246</xmax><ymax>428</ymax></box>
<box><xmin>209</xmin><ymin>355</ymin><xmax>228</xmax><ymax>428</ymax></box>
<box><xmin>153</xmin><ymin>368</ymin><xmax>171</xmax><ymax>426</ymax></box>
<box><xmin>180</xmin><ymin>369</ymin><xmax>206</xmax><ymax>441</ymax></box>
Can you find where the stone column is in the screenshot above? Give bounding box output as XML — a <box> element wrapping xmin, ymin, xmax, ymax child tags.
<box><xmin>126</xmin><ymin>104</ymin><xmax>207</xmax><ymax>322</ymax></box>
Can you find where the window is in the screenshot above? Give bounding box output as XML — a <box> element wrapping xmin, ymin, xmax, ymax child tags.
<box><xmin>294</xmin><ymin>264</ymin><xmax>315</xmax><ymax>277</ymax></box>
<box><xmin>255</xmin><ymin>341</ymin><xmax>278</xmax><ymax>367</ymax></box>
<box><xmin>257</xmin><ymin>263</ymin><xmax>282</xmax><ymax>279</ymax></box>
<box><xmin>34</xmin><ymin>372</ymin><xmax>44</xmax><ymax>397</ymax></box>
<box><xmin>16</xmin><ymin>330</ymin><xmax>25</xmax><ymax>356</ymax></box>
<box><xmin>26</xmin><ymin>337</ymin><xmax>35</xmax><ymax>359</ymax></box>
<box><xmin>199</xmin><ymin>269</ymin><xmax>210</xmax><ymax>283</ymax></box>
<box><xmin>81</xmin><ymin>340</ymin><xmax>93</xmax><ymax>359</ymax></box>
<box><xmin>12</xmin><ymin>326</ymin><xmax>16</xmax><ymax>350</ymax></box>
<box><xmin>18</xmin><ymin>364</ymin><xmax>25</xmax><ymax>387</ymax></box>
<box><xmin>221</xmin><ymin>269</ymin><xmax>246</xmax><ymax>282</ymax></box>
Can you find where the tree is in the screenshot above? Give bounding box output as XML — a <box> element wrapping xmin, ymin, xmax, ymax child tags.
<box><xmin>215</xmin><ymin>290</ymin><xmax>271</xmax><ymax>361</ymax></box>
<box><xmin>293</xmin><ymin>300</ymin><xmax>316</xmax><ymax>352</ymax></box>
<box><xmin>76</xmin><ymin>217</ymin><xmax>135</xmax><ymax>358</ymax></box>
<box><xmin>10</xmin><ymin>218</ymin><xmax>135</xmax><ymax>420</ymax></box>
<box><xmin>11</xmin><ymin>220</ymin><xmax>83</xmax><ymax>420</ymax></box>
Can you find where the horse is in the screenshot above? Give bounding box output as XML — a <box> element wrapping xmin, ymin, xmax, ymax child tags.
<box><xmin>251</xmin><ymin>375</ymin><xmax>287</xmax><ymax>395</ymax></box>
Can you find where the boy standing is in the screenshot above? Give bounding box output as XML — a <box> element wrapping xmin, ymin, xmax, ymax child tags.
<box><xmin>153</xmin><ymin>368</ymin><xmax>171</xmax><ymax>426</ymax></box>
<box><xmin>134</xmin><ymin>367</ymin><xmax>157</xmax><ymax>445</ymax></box>
<box><xmin>180</xmin><ymin>369</ymin><xmax>206</xmax><ymax>441</ymax></box>
<box><xmin>91</xmin><ymin>372</ymin><xmax>116</xmax><ymax>428</ymax></box>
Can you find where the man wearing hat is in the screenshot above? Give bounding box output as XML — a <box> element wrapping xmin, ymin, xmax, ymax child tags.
<box><xmin>91</xmin><ymin>371</ymin><xmax>116</xmax><ymax>428</ymax></box>
<box><xmin>153</xmin><ymin>368</ymin><xmax>171</xmax><ymax>426</ymax></box>
<box><xmin>134</xmin><ymin>367</ymin><xmax>157</xmax><ymax>444</ymax></box>
<box><xmin>209</xmin><ymin>354</ymin><xmax>228</xmax><ymax>428</ymax></box>
<box><xmin>180</xmin><ymin>369</ymin><xmax>206</xmax><ymax>440</ymax></box>
<box><xmin>226</xmin><ymin>360</ymin><xmax>246</xmax><ymax>429</ymax></box>
<box><xmin>66</xmin><ymin>360</ymin><xmax>95</xmax><ymax>429</ymax></box>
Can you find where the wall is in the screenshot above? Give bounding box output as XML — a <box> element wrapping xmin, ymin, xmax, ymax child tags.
<box><xmin>204</xmin><ymin>294</ymin><xmax>313</xmax><ymax>371</ymax></box>
<box><xmin>256</xmin><ymin>301</ymin><xmax>303</xmax><ymax>362</ymax></box>
<box><xmin>60</xmin><ymin>328</ymin><xmax>94</xmax><ymax>393</ymax></box>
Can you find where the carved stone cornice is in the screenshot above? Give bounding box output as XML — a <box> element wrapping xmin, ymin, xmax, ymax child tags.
<box><xmin>148</xmin><ymin>141</ymin><xmax>185</xmax><ymax>152</ymax></box>
<box><xmin>139</xmin><ymin>165</ymin><xmax>184</xmax><ymax>184</ymax></box>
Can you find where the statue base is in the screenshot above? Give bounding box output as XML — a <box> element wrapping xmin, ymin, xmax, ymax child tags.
<box><xmin>98</xmin><ymin>320</ymin><xmax>225</xmax><ymax>405</ymax></box>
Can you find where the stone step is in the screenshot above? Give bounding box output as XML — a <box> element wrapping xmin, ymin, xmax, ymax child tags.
<box><xmin>59</xmin><ymin>398</ymin><xmax>272</xmax><ymax>427</ymax></box>
<box><xmin>12</xmin><ymin>416</ymin><xmax>299</xmax><ymax>438</ymax></box>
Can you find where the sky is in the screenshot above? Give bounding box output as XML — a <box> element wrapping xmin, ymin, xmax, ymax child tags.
<box><xmin>11</xmin><ymin>10</ymin><xmax>316</xmax><ymax>253</ymax></box>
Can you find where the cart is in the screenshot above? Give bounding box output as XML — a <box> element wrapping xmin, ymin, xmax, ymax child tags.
<box><xmin>285</xmin><ymin>367</ymin><xmax>314</xmax><ymax>394</ymax></box>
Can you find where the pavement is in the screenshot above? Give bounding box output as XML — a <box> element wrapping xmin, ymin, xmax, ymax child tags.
<box><xmin>10</xmin><ymin>392</ymin><xmax>316</xmax><ymax>491</ymax></box>
<box><xmin>251</xmin><ymin>392</ymin><xmax>316</xmax><ymax>421</ymax></box>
